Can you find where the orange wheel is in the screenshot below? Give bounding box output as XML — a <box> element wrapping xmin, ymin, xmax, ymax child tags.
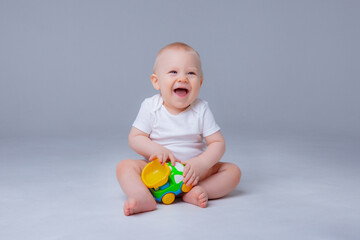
<box><xmin>181</xmin><ymin>183</ymin><xmax>192</xmax><ymax>193</ymax></box>
<box><xmin>161</xmin><ymin>193</ymin><xmax>175</xmax><ymax>204</ymax></box>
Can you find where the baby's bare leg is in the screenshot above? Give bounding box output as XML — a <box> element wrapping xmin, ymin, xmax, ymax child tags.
<box><xmin>199</xmin><ymin>162</ymin><xmax>241</xmax><ymax>199</ymax></box>
<box><xmin>183</xmin><ymin>162</ymin><xmax>241</xmax><ymax>207</ymax></box>
<box><xmin>116</xmin><ymin>159</ymin><xmax>157</xmax><ymax>216</ymax></box>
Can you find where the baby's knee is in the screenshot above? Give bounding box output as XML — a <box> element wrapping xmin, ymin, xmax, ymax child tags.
<box><xmin>116</xmin><ymin>159</ymin><xmax>142</xmax><ymax>176</ymax></box>
<box><xmin>226</xmin><ymin>163</ymin><xmax>241</xmax><ymax>185</ymax></box>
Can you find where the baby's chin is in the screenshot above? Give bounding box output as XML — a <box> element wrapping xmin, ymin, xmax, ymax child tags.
<box><xmin>163</xmin><ymin>92</ymin><xmax>197</xmax><ymax>109</ymax></box>
<box><xmin>173</xmin><ymin>98</ymin><xmax>195</xmax><ymax>109</ymax></box>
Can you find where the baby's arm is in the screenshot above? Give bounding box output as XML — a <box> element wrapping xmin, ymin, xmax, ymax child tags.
<box><xmin>128</xmin><ymin>127</ymin><xmax>178</xmax><ymax>165</ymax></box>
<box><xmin>182</xmin><ymin>131</ymin><xmax>225</xmax><ymax>186</ymax></box>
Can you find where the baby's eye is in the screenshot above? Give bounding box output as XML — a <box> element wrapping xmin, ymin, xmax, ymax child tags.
<box><xmin>188</xmin><ymin>72</ymin><xmax>196</xmax><ymax>75</ymax></box>
<box><xmin>169</xmin><ymin>70</ymin><xmax>177</xmax><ymax>74</ymax></box>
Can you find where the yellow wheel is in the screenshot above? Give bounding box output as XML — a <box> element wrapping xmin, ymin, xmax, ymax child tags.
<box><xmin>161</xmin><ymin>193</ymin><xmax>175</xmax><ymax>205</ymax></box>
<box><xmin>181</xmin><ymin>183</ymin><xmax>192</xmax><ymax>193</ymax></box>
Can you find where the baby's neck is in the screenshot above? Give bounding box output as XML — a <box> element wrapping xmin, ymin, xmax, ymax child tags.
<box><xmin>163</xmin><ymin>103</ymin><xmax>190</xmax><ymax>115</ymax></box>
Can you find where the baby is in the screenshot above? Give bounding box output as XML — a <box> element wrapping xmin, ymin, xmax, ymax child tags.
<box><xmin>116</xmin><ymin>42</ymin><xmax>241</xmax><ymax>216</ymax></box>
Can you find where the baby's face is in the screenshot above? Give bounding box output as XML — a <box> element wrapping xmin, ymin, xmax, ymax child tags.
<box><xmin>151</xmin><ymin>48</ymin><xmax>203</xmax><ymax>115</ymax></box>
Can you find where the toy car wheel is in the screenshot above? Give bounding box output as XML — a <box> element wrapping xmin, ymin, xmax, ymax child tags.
<box><xmin>161</xmin><ymin>193</ymin><xmax>175</xmax><ymax>205</ymax></box>
<box><xmin>181</xmin><ymin>183</ymin><xmax>192</xmax><ymax>193</ymax></box>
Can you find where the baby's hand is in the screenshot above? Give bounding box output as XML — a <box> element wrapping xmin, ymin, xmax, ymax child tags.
<box><xmin>182</xmin><ymin>158</ymin><xmax>204</xmax><ymax>187</ymax></box>
<box><xmin>149</xmin><ymin>150</ymin><xmax>179</xmax><ymax>166</ymax></box>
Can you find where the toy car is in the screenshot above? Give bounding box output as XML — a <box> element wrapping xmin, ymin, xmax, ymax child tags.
<box><xmin>141</xmin><ymin>159</ymin><xmax>192</xmax><ymax>204</ymax></box>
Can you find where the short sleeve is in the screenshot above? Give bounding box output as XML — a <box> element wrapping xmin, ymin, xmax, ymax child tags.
<box><xmin>202</xmin><ymin>103</ymin><xmax>221</xmax><ymax>137</ymax></box>
<box><xmin>132</xmin><ymin>99</ymin><xmax>154</xmax><ymax>134</ymax></box>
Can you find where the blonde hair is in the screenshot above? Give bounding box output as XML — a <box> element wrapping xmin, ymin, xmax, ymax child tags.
<box><xmin>153</xmin><ymin>42</ymin><xmax>203</xmax><ymax>76</ymax></box>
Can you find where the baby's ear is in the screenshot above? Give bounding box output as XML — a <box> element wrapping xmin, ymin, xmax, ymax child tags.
<box><xmin>151</xmin><ymin>74</ymin><xmax>160</xmax><ymax>90</ymax></box>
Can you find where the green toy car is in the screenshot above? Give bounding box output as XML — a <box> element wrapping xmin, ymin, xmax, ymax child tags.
<box><xmin>141</xmin><ymin>160</ymin><xmax>192</xmax><ymax>204</ymax></box>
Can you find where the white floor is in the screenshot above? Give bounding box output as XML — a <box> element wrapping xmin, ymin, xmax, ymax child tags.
<box><xmin>1</xmin><ymin>134</ymin><xmax>359</xmax><ymax>240</ymax></box>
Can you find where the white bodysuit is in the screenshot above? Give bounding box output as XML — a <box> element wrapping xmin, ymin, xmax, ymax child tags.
<box><xmin>133</xmin><ymin>94</ymin><xmax>220</xmax><ymax>161</ymax></box>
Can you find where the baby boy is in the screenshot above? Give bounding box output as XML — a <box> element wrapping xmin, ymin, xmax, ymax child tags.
<box><xmin>116</xmin><ymin>42</ymin><xmax>241</xmax><ymax>216</ymax></box>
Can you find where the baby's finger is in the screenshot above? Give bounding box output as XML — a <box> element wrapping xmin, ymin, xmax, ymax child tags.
<box><xmin>169</xmin><ymin>154</ymin><xmax>175</xmax><ymax>166</ymax></box>
<box><xmin>183</xmin><ymin>164</ymin><xmax>190</xmax><ymax>178</ymax></box>
<box><xmin>183</xmin><ymin>169</ymin><xmax>193</xmax><ymax>184</ymax></box>
<box><xmin>169</xmin><ymin>154</ymin><xmax>176</xmax><ymax>166</ymax></box>
<box><xmin>161</xmin><ymin>153</ymin><xmax>168</xmax><ymax>165</ymax></box>
<box><xmin>187</xmin><ymin>174</ymin><xmax>196</xmax><ymax>186</ymax></box>
<box><xmin>157</xmin><ymin>155</ymin><xmax>163</xmax><ymax>164</ymax></box>
<box><xmin>149</xmin><ymin>154</ymin><xmax>157</xmax><ymax>161</ymax></box>
<box><xmin>193</xmin><ymin>176</ymin><xmax>200</xmax><ymax>186</ymax></box>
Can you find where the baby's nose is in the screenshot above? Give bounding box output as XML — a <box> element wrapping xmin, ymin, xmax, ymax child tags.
<box><xmin>177</xmin><ymin>75</ymin><xmax>189</xmax><ymax>82</ymax></box>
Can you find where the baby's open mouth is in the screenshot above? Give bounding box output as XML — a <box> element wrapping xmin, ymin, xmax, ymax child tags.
<box><xmin>174</xmin><ymin>88</ymin><xmax>189</xmax><ymax>97</ymax></box>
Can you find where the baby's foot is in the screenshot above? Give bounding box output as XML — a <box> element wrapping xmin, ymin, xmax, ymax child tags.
<box><xmin>123</xmin><ymin>197</ymin><xmax>157</xmax><ymax>216</ymax></box>
<box><xmin>182</xmin><ymin>186</ymin><xmax>208</xmax><ymax>208</ymax></box>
